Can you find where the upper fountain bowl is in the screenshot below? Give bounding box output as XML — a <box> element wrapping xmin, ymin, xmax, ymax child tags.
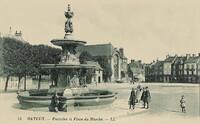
<box><xmin>51</xmin><ymin>34</ymin><xmax>86</xmax><ymax>47</ymax></box>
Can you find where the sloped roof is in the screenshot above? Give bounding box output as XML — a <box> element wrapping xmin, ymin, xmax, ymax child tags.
<box><xmin>164</xmin><ymin>56</ymin><xmax>177</xmax><ymax>63</ymax></box>
<box><xmin>77</xmin><ymin>43</ymin><xmax>114</xmax><ymax>57</ymax></box>
<box><xmin>185</xmin><ymin>56</ymin><xmax>200</xmax><ymax>64</ymax></box>
<box><xmin>129</xmin><ymin>60</ymin><xmax>142</xmax><ymax>68</ymax></box>
<box><xmin>154</xmin><ymin>61</ymin><xmax>163</xmax><ymax>67</ymax></box>
<box><xmin>85</xmin><ymin>61</ymin><xmax>103</xmax><ymax>70</ymax></box>
<box><xmin>128</xmin><ymin>60</ymin><xmax>144</xmax><ymax>75</ymax></box>
<box><xmin>174</xmin><ymin>56</ymin><xmax>187</xmax><ymax>65</ymax></box>
<box><xmin>130</xmin><ymin>67</ymin><xmax>143</xmax><ymax>75</ymax></box>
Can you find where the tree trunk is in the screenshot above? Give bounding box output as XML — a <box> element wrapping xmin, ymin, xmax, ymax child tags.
<box><xmin>4</xmin><ymin>76</ymin><xmax>9</xmax><ymax>92</ymax></box>
<box><xmin>51</xmin><ymin>74</ymin><xmax>53</xmax><ymax>86</ymax></box>
<box><xmin>24</xmin><ymin>74</ymin><xmax>27</xmax><ymax>91</ymax></box>
<box><xmin>17</xmin><ymin>77</ymin><xmax>22</xmax><ymax>93</ymax></box>
<box><xmin>38</xmin><ymin>75</ymin><xmax>41</xmax><ymax>90</ymax></box>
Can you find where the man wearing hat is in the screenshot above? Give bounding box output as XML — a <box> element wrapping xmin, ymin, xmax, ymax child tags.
<box><xmin>129</xmin><ymin>88</ymin><xmax>136</xmax><ymax>110</ymax></box>
<box><xmin>144</xmin><ymin>86</ymin><xmax>151</xmax><ymax>109</ymax></box>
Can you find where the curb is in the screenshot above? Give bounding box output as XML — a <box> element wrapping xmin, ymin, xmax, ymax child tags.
<box><xmin>112</xmin><ymin>100</ymin><xmax>149</xmax><ymax>119</ymax></box>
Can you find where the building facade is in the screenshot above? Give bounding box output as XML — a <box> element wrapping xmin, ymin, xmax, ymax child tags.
<box><xmin>85</xmin><ymin>61</ymin><xmax>103</xmax><ymax>83</ymax></box>
<box><xmin>77</xmin><ymin>43</ymin><xmax>128</xmax><ymax>82</ymax></box>
<box><xmin>171</xmin><ymin>56</ymin><xmax>187</xmax><ymax>82</ymax></box>
<box><xmin>145</xmin><ymin>54</ymin><xmax>200</xmax><ymax>83</ymax></box>
<box><xmin>163</xmin><ymin>55</ymin><xmax>177</xmax><ymax>82</ymax></box>
<box><xmin>184</xmin><ymin>54</ymin><xmax>200</xmax><ymax>83</ymax></box>
<box><xmin>128</xmin><ymin>60</ymin><xmax>145</xmax><ymax>82</ymax></box>
<box><xmin>153</xmin><ymin>60</ymin><xmax>164</xmax><ymax>82</ymax></box>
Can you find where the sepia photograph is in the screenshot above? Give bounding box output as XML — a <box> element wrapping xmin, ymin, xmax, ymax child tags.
<box><xmin>0</xmin><ymin>0</ymin><xmax>199</xmax><ymax>124</ymax></box>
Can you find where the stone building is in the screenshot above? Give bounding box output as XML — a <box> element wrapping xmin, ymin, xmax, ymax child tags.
<box><xmin>144</xmin><ymin>64</ymin><xmax>151</xmax><ymax>82</ymax></box>
<box><xmin>128</xmin><ymin>60</ymin><xmax>145</xmax><ymax>82</ymax></box>
<box><xmin>119</xmin><ymin>48</ymin><xmax>128</xmax><ymax>81</ymax></box>
<box><xmin>163</xmin><ymin>55</ymin><xmax>177</xmax><ymax>82</ymax></box>
<box><xmin>85</xmin><ymin>61</ymin><xmax>103</xmax><ymax>83</ymax></box>
<box><xmin>171</xmin><ymin>56</ymin><xmax>187</xmax><ymax>82</ymax></box>
<box><xmin>77</xmin><ymin>43</ymin><xmax>128</xmax><ymax>82</ymax></box>
<box><xmin>145</xmin><ymin>54</ymin><xmax>200</xmax><ymax>83</ymax></box>
<box><xmin>153</xmin><ymin>60</ymin><xmax>164</xmax><ymax>82</ymax></box>
<box><xmin>184</xmin><ymin>54</ymin><xmax>200</xmax><ymax>83</ymax></box>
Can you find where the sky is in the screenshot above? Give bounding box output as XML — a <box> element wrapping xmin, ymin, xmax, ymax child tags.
<box><xmin>0</xmin><ymin>0</ymin><xmax>200</xmax><ymax>63</ymax></box>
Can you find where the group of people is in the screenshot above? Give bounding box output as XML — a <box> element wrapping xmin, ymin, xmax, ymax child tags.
<box><xmin>49</xmin><ymin>92</ymin><xmax>67</xmax><ymax>112</ymax></box>
<box><xmin>129</xmin><ymin>84</ymin><xmax>187</xmax><ymax>113</ymax></box>
<box><xmin>129</xmin><ymin>85</ymin><xmax>151</xmax><ymax>110</ymax></box>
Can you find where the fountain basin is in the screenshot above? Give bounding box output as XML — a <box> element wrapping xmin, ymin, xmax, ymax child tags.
<box><xmin>17</xmin><ymin>88</ymin><xmax>117</xmax><ymax>110</ymax></box>
<box><xmin>51</xmin><ymin>39</ymin><xmax>86</xmax><ymax>47</ymax></box>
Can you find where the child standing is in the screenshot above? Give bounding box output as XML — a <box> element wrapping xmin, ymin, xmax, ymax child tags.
<box><xmin>180</xmin><ymin>95</ymin><xmax>186</xmax><ymax>113</ymax></box>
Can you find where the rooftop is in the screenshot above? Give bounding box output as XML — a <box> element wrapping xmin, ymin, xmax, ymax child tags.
<box><xmin>153</xmin><ymin>61</ymin><xmax>164</xmax><ymax>67</ymax></box>
<box><xmin>164</xmin><ymin>56</ymin><xmax>177</xmax><ymax>63</ymax></box>
<box><xmin>85</xmin><ymin>61</ymin><xmax>103</xmax><ymax>70</ymax></box>
<box><xmin>185</xmin><ymin>56</ymin><xmax>200</xmax><ymax>64</ymax></box>
<box><xmin>77</xmin><ymin>43</ymin><xmax>114</xmax><ymax>57</ymax></box>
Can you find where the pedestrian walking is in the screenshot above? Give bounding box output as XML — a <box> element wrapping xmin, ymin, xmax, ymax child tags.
<box><xmin>129</xmin><ymin>88</ymin><xmax>136</xmax><ymax>110</ymax></box>
<box><xmin>144</xmin><ymin>86</ymin><xmax>151</xmax><ymax>109</ymax></box>
<box><xmin>180</xmin><ymin>95</ymin><xmax>186</xmax><ymax>113</ymax></box>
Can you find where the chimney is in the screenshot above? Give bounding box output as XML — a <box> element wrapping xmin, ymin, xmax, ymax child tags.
<box><xmin>9</xmin><ymin>27</ymin><xmax>12</xmax><ymax>35</ymax></box>
<box><xmin>138</xmin><ymin>60</ymin><xmax>141</xmax><ymax>64</ymax></box>
<box><xmin>166</xmin><ymin>54</ymin><xmax>170</xmax><ymax>59</ymax></box>
<box><xmin>15</xmin><ymin>30</ymin><xmax>22</xmax><ymax>37</ymax></box>
<box><xmin>186</xmin><ymin>54</ymin><xmax>190</xmax><ymax>59</ymax></box>
<box><xmin>131</xmin><ymin>60</ymin><xmax>135</xmax><ymax>63</ymax></box>
<box><xmin>119</xmin><ymin>48</ymin><xmax>124</xmax><ymax>55</ymax></box>
<box><xmin>192</xmin><ymin>54</ymin><xmax>195</xmax><ymax>57</ymax></box>
<box><xmin>19</xmin><ymin>30</ymin><xmax>22</xmax><ymax>36</ymax></box>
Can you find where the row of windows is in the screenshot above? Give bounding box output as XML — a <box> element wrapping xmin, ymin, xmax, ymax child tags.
<box><xmin>173</xmin><ymin>65</ymin><xmax>183</xmax><ymax>69</ymax></box>
<box><xmin>166</xmin><ymin>64</ymin><xmax>200</xmax><ymax>69</ymax></box>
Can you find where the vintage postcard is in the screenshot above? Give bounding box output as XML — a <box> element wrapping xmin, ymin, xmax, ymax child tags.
<box><xmin>0</xmin><ymin>0</ymin><xmax>199</xmax><ymax>124</ymax></box>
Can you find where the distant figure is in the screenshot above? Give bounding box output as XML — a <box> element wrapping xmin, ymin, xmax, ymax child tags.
<box><xmin>180</xmin><ymin>95</ymin><xmax>186</xmax><ymax>113</ymax></box>
<box><xmin>144</xmin><ymin>87</ymin><xmax>151</xmax><ymax>109</ymax></box>
<box><xmin>129</xmin><ymin>88</ymin><xmax>136</xmax><ymax>110</ymax></box>
<box><xmin>135</xmin><ymin>84</ymin><xmax>142</xmax><ymax>103</ymax></box>
<box><xmin>140</xmin><ymin>87</ymin><xmax>146</xmax><ymax>107</ymax></box>
<box><xmin>132</xmin><ymin>80</ymin><xmax>135</xmax><ymax>85</ymax></box>
<box><xmin>49</xmin><ymin>92</ymin><xmax>58</xmax><ymax>112</ymax></box>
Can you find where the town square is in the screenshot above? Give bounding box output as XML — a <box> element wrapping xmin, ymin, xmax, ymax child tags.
<box><xmin>0</xmin><ymin>0</ymin><xmax>200</xmax><ymax>124</ymax></box>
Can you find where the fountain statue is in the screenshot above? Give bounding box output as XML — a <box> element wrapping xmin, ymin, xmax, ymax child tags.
<box><xmin>17</xmin><ymin>4</ymin><xmax>117</xmax><ymax>111</ymax></box>
<box><xmin>65</xmin><ymin>4</ymin><xmax>74</xmax><ymax>34</ymax></box>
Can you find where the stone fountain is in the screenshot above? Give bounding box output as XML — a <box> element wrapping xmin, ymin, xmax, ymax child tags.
<box><xmin>17</xmin><ymin>4</ymin><xmax>117</xmax><ymax>111</ymax></box>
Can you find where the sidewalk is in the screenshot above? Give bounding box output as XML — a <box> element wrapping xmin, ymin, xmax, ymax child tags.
<box><xmin>112</xmin><ymin>99</ymin><xmax>148</xmax><ymax>119</ymax></box>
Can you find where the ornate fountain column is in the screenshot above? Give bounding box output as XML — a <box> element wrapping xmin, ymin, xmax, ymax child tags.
<box><xmin>50</xmin><ymin>4</ymin><xmax>86</xmax><ymax>87</ymax></box>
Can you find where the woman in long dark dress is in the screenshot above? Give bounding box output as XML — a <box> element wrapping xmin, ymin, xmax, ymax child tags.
<box><xmin>49</xmin><ymin>92</ymin><xmax>58</xmax><ymax>112</ymax></box>
<box><xmin>129</xmin><ymin>88</ymin><xmax>136</xmax><ymax>109</ymax></box>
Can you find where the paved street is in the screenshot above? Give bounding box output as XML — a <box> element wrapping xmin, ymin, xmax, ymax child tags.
<box><xmin>0</xmin><ymin>81</ymin><xmax>199</xmax><ymax>124</ymax></box>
